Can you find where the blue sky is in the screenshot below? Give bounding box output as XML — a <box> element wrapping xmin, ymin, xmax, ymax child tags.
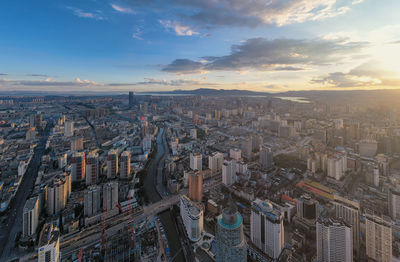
<box><xmin>1</xmin><ymin>0</ymin><xmax>400</xmax><ymax>93</ymax></box>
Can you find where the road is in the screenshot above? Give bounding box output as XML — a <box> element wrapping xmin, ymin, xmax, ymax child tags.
<box><xmin>0</xmin><ymin>121</ymin><xmax>53</xmax><ymax>261</ymax></box>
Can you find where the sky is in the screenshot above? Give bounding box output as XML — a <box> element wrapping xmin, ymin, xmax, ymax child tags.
<box><xmin>1</xmin><ymin>0</ymin><xmax>400</xmax><ymax>93</ymax></box>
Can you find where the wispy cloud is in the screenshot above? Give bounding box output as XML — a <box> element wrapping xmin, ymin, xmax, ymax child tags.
<box><xmin>0</xmin><ymin>77</ymin><xmax>99</xmax><ymax>87</ymax></box>
<box><xmin>132</xmin><ymin>27</ymin><xmax>143</xmax><ymax>40</ymax></box>
<box><xmin>110</xmin><ymin>4</ymin><xmax>135</xmax><ymax>14</ymax></box>
<box><xmin>67</xmin><ymin>7</ymin><xmax>105</xmax><ymax>20</ymax></box>
<box><xmin>0</xmin><ymin>73</ymin><xmax>7</xmax><ymax>76</ymax></box>
<box><xmin>26</xmin><ymin>74</ymin><xmax>50</xmax><ymax>77</ymax></box>
<box><xmin>159</xmin><ymin>20</ymin><xmax>199</xmax><ymax>36</ymax></box>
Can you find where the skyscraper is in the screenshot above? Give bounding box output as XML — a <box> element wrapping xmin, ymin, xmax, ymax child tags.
<box><xmin>107</xmin><ymin>149</ymin><xmax>119</xmax><ymax>179</ymax></box>
<box><xmin>180</xmin><ymin>195</ymin><xmax>203</xmax><ymax>242</ymax></box>
<box><xmin>103</xmin><ymin>181</ymin><xmax>118</xmax><ymax>212</ymax></box>
<box><xmin>71</xmin><ymin>136</ymin><xmax>83</xmax><ymax>151</ymax></box>
<box><xmin>23</xmin><ymin>196</ymin><xmax>39</xmax><ymax>237</ymax></box>
<box><xmin>85</xmin><ymin>152</ymin><xmax>99</xmax><ymax>186</ymax></box>
<box><xmin>38</xmin><ymin>224</ymin><xmax>60</xmax><ymax>262</ymax></box>
<box><xmin>250</xmin><ymin>199</ymin><xmax>284</xmax><ymax>259</ymax></box>
<box><xmin>128</xmin><ymin>91</ymin><xmax>135</xmax><ymax>106</ymax></box>
<box><xmin>209</xmin><ymin>152</ymin><xmax>224</xmax><ymax>171</ymax></box>
<box><xmin>46</xmin><ymin>172</ymin><xmax>71</xmax><ymax>216</ymax></box>
<box><xmin>190</xmin><ymin>152</ymin><xmax>202</xmax><ymax>171</ymax></box>
<box><xmin>84</xmin><ymin>185</ymin><xmax>101</xmax><ymax>217</ymax></box>
<box><xmin>365</xmin><ymin>210</ymin><xmax>392</xmax><ymax>262</ymax></box>
<box><xmin>316</xmin><ymin>218</ymin><xmax>353</xmax><ymax>262</ymax></box>
<box><xmin>216</xmin><ymin>195</ymin><xmax>247</xmax><ymax>262</ymax></box>
<box><xmin>222</xmin><ymin>160</ymin><xmax>236</xmax><ymax>186</ymax></box>
<box><xmin>188</xmin><ymin>170</ymin><xmax>203</xmax><ymax>202</ymax></box>
<box><xmin>64</xmin><ymin>121</ymin><xmax>74</xmax><ymax>137</ymax></box>
<box><xmin>259</xmin><ymin>145</ymin><xmax>273</xmax><ymax>169</ymax></box>
<box><xmin>71</xmin><ymin>152</ymin><xmax>85</xmax><ymax>182</ymax></box>
<box><xmin>389</xmin><ymin>188</ymin><xmax>400</xmax><ymax>220</ymax></box>
<box><xmin>119</xmin><ymin>151</ymin><xmax>131</xmax><ymax>179</ymax></box>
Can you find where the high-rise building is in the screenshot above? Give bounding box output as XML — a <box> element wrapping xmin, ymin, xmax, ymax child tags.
<box><xmin>327</xmin><ymin>153</ymin><xmax>347</xmax><ymax>181</ymax></box>
<box><xmin>230</xmin><ymin>148</ymin><xmax>242</xmax><ymax>161</ymax></box>
<box><xmin>180</xmin><ymin>195</ymin><xmax>203</xmax><ymax>242</ymax></box>
<box><xmin>259</xmin><ymin>145</ymin><xmax>273</xmax><ymax>169</ymax></box>
<box><xmin>38</xmin><ymin>224</ymin><xmax>60</xmax><ymax>262</ymax></box>
<box><xmin>103</xmin><ymin>181</ymin><xmax>118</xmax><ymax>211</ymax></box>
<box><xmin>297</xmin><ymin>194</ymin><xmax>318</xmax><ymax>221</ymax></box>
<box><xmin>120</xmin><ymin>151</ymin><xmax>131</xmax><ymax>179</ymax></box>
<box><xmin>71</xmin><ymin>152</ymin><xmax>85</xmax><ymax>182</ymax></box>
<box><xmin>389</xmin><ymin>188</ymin><xmax>400</xmax><ymax>220</ymax></box>
<box><xmin>190</xmin><ymin>128</ymin><xmax>197</xmax><ymax>139</ymax></box>
<box><xmin>316</xmin><ymin>218</ymin><xmax>353</xmax><ymax>262</ymax></box>
<box><xmin>46</xmin><ymin>172</ymin><xmax>71</xmax><ymax>216</ymax></box>
<box><xmin>190</xmin><ymin>152</ymin><xmax>202</xmax><ymax>171</ymax></box>
<box><xmin>23</xmin><ymin>196</ymin><xmax>39</xmax><ymax>237</ymax></box>
<box><xmin>251</xmin><ymin>134</ymin><xmax>263</xmax><ymax>152</ymax></box>
<box><xmin>188</xmin><ymin>170</ymin><xmax>203</xmax><ymax>202</ymax></box>
<box><xmin>209</xmin><ymin>152</ymin><xmax>224</xmax><ymax>171</ymax></box>
<box><xmin>250</xmin><ymin>199</ymin><xmax>284</xmax><ymax>259</ymax></box>
<box><xmin>29</xmin><ymin>113</ymin><xmax>42</xmax><ymax>128</ymax></box>
<box><xmin>64</xmin><ymin>121</ymin><xmax>74</xmax><ymax>137</ymax></box>
<box><xmin>333</xmin><ymin>195</ymin><xmax>360</xmax><ymax>260</ymax></box>
<box><xmin>241</xmin><ymin>137</ymin><xmax>252</xmax><ymax>160</ymax></box>
<box><xmin>359</xmin><ymin>139</ymin><xmax>378</xmax><ymax>157</ymax></box>
<box><xmin>128</xmin><ymin>91</ymin><xmax>135</xmax><ymax>106</ymax></box>
<box><xmin>71</xmin><ymin>136</ymin><xmax>83</xmax><ymax>151</ymax></box>
<box><xmin>107</xmin><ymin>149</ymin><xmax>119</xmax><ymax>178</ymax></box>
<box><xmin>365</xmin><ymin>210</ymin><xmax>392</xmax><ymax>262</ymax></box>
<box><xmin>216</xmin><ymin>195</ymin><xmax>247</xmax><ymax>262</ymax></box>
<box><xmin>85</xmin><ymin>152</ymin><xmax>99</xmax><ymax>186</ymax></box>
<box><xmin>222</xmin><ymin>160</ymin><xmax>236</xmax><ymax>186</ymax></box>
<box><xmin>84</xmin><ymin>185</ymin><xmax>101</xmax><ymax>217</ymax></box>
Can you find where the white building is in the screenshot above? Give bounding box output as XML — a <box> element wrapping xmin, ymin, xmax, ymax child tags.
<box><xmin>190</xmin><ymin>128</ymin><xmax>197</xmax><ymax>139</ymax></box>
<box><xmin>180</xmin><ymin>195</ymin><xmax>203</xmax><ymax>242</ymax></box>
<box><xmin>190</xmin><ymin>153</ymin><xmax>202</xmax><ymax>171</ymax></box>
<box><xmin>38</xmin><ymin>224</ymin><xmax>60</xmax><ymax>262</ymax></box>
<box><xmin>64</xmin><ymin>121</ymin><xmax>74</xmax><ymax>137</ymax></box>
<box><xmin>46</xmin><ymin>173</ymin><xmax>71</xmax><ymax>216</ymax></box>
<box><xmin>23</xmin><ymin>196</ymin><xmax>39</xmax><ymax>237</ymax></box>
<box><xmin>209</xmin><ymin>152</ymin><xmax>224</xmax><ymax>171</ymax></box>
<box><xmin>316</xmin><ymin>218</ymin><xmax>353</xmax><ymax>262</ymax></box>
<box><xmin>222</xmin><ymin>160</ymin><xmax>237</xmax><ymax>186</ymax></box>
<box><xmin>327</xmin><ymin>153</ymin><xmax>347</xmax><ymax>181</ymax></box>
<box><xmin>251</xmin><ymin>199</ymin><xmax>284</xmax><ymax>259</ymax></box>
<box><xmin>142</xmin><ymin>136</ymin><xmax>152</xmax><ymax>151</ymax></box>
<box><xmin>230</xmin><ymin>148</ymin><xmax>242</xmax><ymax>161</ymax></box>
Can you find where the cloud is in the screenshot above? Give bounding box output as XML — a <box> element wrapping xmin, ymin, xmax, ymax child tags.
<box><xmin>159</xmin><ymin>20</ymin><xmax>199</xmax><ymax>36</ymax></box>
<box><xmin>163</xmin><ymin>37</ymin><xmax>367</xmax><ymax>74</ymax></box>
<box><xmin>131</xmin><ymin>0</ymin><xmax>361</xmax><ymax>28</ymax></box>
<box><xmin>388</xmin><ymin>40</ymin><xmax>400</xmax><ymax>44</ymax></box>
<box><xmin>132</xmin><ymin>27</ymin><xmax>143</xmax><ymax>40</ymax></box>
<box><xmin>162</xmin><ymin>59</ymin><xmax>205</xmax><ymax>74</ymax></box>
<box><xmin>26</xmin><ymin>74</ymin><xmax>49</xmax><ymax>77</ymax></box>
<box><xmin>109</xmin><ymin>77</ymin><xmax>217</xmax><ymax>87</ymax></box>
<box><xmin>68</xmin><ymin>7</ymin><xmax>104</xmax><ymax>20</ymax></box>
<box><xmin>110</xmin><ymin>4</ymin><xmax>135</xmax><ymax>14</ymax></box>
<box><xmin>0</xmin><ymin>73</ymin><xmax>7</xmax><ymax>76</ymax></box>
<box><xmin>311</xmin><ymin>60</ymin><xmax>400</xmax><ymax>88</ymax></box>
<box><xmin>0</xmin><ymin>78</ymin><xmax>99</xmax><ymax>87</ymax></box>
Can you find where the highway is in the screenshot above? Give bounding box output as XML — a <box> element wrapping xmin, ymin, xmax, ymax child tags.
<box><xmin>0</xmin><ymin>121</ymin><xmax>53</xmax><ymax>261</ymax></box>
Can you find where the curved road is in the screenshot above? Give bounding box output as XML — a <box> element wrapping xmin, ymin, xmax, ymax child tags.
<box><xmin>143</xmin><ymin>127</ymin><xmax>185</xmax><ymax>262</ymax></box>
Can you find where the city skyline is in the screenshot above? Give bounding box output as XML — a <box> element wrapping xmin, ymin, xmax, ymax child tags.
<box><xmin>1</xmin><ymin>0</ymin><xmax>400</xmax><ymax>93</ymax></box>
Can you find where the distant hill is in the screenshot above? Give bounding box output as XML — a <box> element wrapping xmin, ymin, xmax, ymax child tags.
<box><xmin>140</xmin><ymin>88</ymin><xmax>270</xmax><ymax>96</ymax></box>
